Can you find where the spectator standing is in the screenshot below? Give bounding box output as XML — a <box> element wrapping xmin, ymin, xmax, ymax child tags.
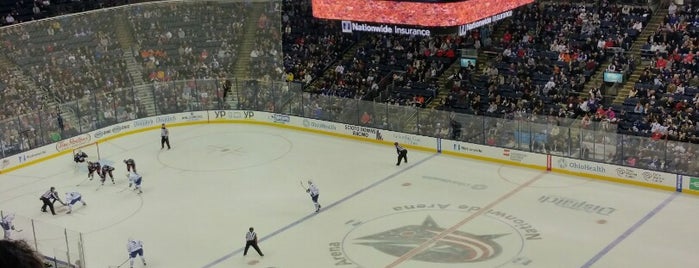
<box><xmin>160</xmin><ymin>123</ymin><xmax>170</xmax><ymax>150</ymax></box>
<box><xmin>244</xmin><ymin>227</ymin><xmax>264</xmax><ymax>257</ymax></box>
<box><xmin>57</xmin><ymin>113</ymin><xmax>64</xmax><ymax>133</ymax></box>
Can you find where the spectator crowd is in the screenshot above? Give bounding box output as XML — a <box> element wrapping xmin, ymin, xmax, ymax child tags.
<box><xmin>0</xmin><ymin>0</ymin><xmax>697</xmax><ymax>175</ymax></box>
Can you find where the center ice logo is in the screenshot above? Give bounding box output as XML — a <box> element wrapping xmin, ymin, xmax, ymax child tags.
<box><xmin>355</xmin><ymin>215</ymin><xmax>505</xmax><ymax>263</ymax></box>
<box><xmin>332</xmin><ymin>207</ymin><xmax>538</xmax><ymax>267</ymax></box>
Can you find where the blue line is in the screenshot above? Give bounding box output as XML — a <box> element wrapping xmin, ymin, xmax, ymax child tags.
<box><xmin>581</xmin><ymin>192</ymin><xmax>679</xmax><ymax>268</ymax></box>
<box><xmin>201</xmin><ymin>153</ymin><xmax>439</xmax><ymax>268</ymax></box>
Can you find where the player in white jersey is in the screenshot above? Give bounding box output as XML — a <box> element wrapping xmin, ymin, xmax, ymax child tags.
<box><xmin>1</xmin><ymin>213</ymin><xmax>16</xmax><ymax>239</ymax></box>
<box><xmin>65</xmin><ymin>192</ymin><xmax>87</xmax><ymax>214</ymax></box>
<box><xmin>127</xmin><ymin>238</ymin><xmax>147</xmax><ymax>267</ymax></box>
<box><xmin>306</xmin><ymin>180</ymin><xmax>321</xmax><ymax>213</ymax></box>
<box><xmin>128</xmin><ymin>172</ymin><xmax>143</xmax><ymax>194</ymax></box>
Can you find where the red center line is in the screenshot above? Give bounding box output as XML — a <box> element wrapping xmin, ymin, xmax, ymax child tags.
<box><xmin>385</xmin><ymin>171</ymin><xmax>548</xmax><ymax>268</ymax></box>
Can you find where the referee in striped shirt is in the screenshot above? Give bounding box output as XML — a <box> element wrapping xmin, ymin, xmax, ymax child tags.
<box><xmin>160</xmin><ymin>123</ymin><xmax>171</xmax><ymax>150</ymax></box>
<box><xmin>395</xmin><ymin>142</ymin><xmax>408</xmax><ymax>166</ymax></box>
<box><xmin>40</xmin><ymin>187</ymin><xmax>65</xmax><ymax>215</ymax></box>
<box><xmin>244</xmin><ymin>227</ymin><xmax>264</xmax><ymax>257</ymax></box>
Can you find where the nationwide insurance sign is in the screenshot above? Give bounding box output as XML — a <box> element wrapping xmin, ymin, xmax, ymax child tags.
<box><xmin>341</xmin><ymin>21</ymin><xmax>432</xmax><ymax>36</ymax></box>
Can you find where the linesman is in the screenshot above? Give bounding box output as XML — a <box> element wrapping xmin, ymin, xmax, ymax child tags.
<box><xmin>244</xmin><ymin>227</ymin><xmax>264</xmax><ymax>257</ymax></box>
<box><xmin>39</xmin><ymin>187</ymin><xmax>65</xmax><ymax>215</ymax></box>
<box><xmin>394</xmin><ymin>142</ymin><xmax>408</xmax><ymax>166</ymax></box>
<box><xmin>161</xmin><ymin>123</ymin><xmax>171</xmax><ymax>150</ymax></box>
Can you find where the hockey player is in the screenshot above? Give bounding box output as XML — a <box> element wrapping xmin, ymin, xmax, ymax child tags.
<box><xmin>100</xmin><ymin>164</ymin><xmax>116</xmax><ymax>185</ymax></box>
<box><xmin>127</xmin><ymin>238</ymin><xmax>147</xmax><ymax>267</ymax></box>
<box><xmin>1</xmin><ymin>213</ymin><xmax>16</xmax><ymax>239</ymax></box>
<box><xmin>64</xmin><ymin>192</ymin><xmax>86</xmax><ymax>214</ymax></box>
<box><xmin>306</xmin><ymin>180</ymin><xmax>321</xmax><ymax>213</ymax></box>
<box><xmin>73</xmin><ymin>150</ymin><xmax>88</xmax><ymax>163</ymax></box>
<box><xmin>123</xmin><ymin>159</ymin><xmax>137</xmax><ymax>173</ymax></box>
<box><xmin>87</xmin><ymin>161</ymin><xmax>101</xmax><ymax>180</ymax></box>
<box><xmin>128</xmin><ymin>172</ymin><xmax>143</xmax><ymax>194</ymax></box>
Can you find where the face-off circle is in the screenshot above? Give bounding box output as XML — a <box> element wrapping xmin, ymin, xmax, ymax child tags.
<box><xmin>156</xmin><ymin>131</ymin><xmax>292</xmax><ymax>172</ymax></box>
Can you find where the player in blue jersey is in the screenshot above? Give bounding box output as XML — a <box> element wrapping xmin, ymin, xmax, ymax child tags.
<box><xmin>306</xmin><ymin>180</ymin><xmax>321</xmax><ymax>213</ymax></box>
<box><xmin>127</xmin><ymin>238</ymin><xmax>147</xmax><ymax>267</ymax></box>
<box><xmin>1</xmin><ymin>213</ymin><xmax>16</xmax><ymax>239</ymax></box>
<box><xmin>128</xmin><ymin>172</ymin><xmax>143</xmax><ymax>194</ymax></box>
<box><xmin>64</xmin><ymin>191</ymin><xmax>86</xmax><ymax>214</ymax></box>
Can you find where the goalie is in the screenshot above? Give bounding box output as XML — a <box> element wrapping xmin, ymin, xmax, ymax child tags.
<box><xmin>73</xmin><ymin>150</ymin><xmax>88</xmax><ymax>163</ymax></box>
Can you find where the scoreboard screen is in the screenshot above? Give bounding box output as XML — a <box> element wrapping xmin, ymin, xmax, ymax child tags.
<box><xmin>312</xmin><ymin>0</ymin><xmax>533</xmax><ymax>27</ymax></box>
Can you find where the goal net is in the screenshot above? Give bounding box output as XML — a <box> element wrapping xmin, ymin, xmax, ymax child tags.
<box><xmin>72</xmin><ymin>142</ymin><xmax>100</xmax><ymax>162</ymax></box>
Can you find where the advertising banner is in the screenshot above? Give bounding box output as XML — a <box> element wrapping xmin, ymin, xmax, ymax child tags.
<box><xmin>551</xmin><ymin>156</ymin><xmax>676</xmax><ymax>189</ymax></box>
<box><xmin>210</xmin><ymin>110</ymin><xmax>255</xmax><ymax>121</ymax></box>
<box><xmin>440</xmin><ymin>139</ymin><xmax>546</xmax><ymax>168</ymax></box>
<box><xmin>685</xmin><ymin>177</ymin><xmax>699</xmax><ymax>192</ymax></box>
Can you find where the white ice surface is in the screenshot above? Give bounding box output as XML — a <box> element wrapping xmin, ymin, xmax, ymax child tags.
<box><xmin>1</xmin><ymin>124</ymin><xmax>698</xmax><ymax>268</ymax></box>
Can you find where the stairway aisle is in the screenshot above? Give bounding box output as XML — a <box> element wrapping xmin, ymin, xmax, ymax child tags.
<box><xmin>114</xmin><ymin>9</ymin><xmax>156</xmax><ymax>116</ymax></box>
<box><xmin>226</xmin><ymin>2</ymin><xmax>269</xmax><ymax>108</ymax></box>
<box><xmin>426</xmin><ymin>18</ymin><xmax>512</xmax><ymax>109</ymax></box>
<box><xmin>0</xmin><ymin>53</ymin><xmax>73</xmax><ymax>132</ymax></box>
<box><xmin>306</xmin><ymin>36</ymin><xmax>370</xmax><ymax>92</ymax></box>
<box><xmin>612</xmin><ymin>5</ymin><xmax>666</xmax><ymax>105</ymax></box>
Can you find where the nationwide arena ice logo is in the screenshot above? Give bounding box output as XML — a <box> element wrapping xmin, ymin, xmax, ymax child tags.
<box><xmin>331</xmin><ymin>206</ymin><xmax>539</xmax><ymax>267</ymax></box>
<box><xmin>355</xmin><ymin>216</ymin><xmax>505</xmax><ymax>263</ymax></box>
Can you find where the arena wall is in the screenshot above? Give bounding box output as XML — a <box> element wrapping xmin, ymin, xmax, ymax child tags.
<box><xmin>1</xmin><ymin>110</ymin><xmax>693</xmax><ymax>195</ymax></box>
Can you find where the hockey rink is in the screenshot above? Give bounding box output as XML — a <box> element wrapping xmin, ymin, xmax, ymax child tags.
<box><xmin>1</xmin><ymin>123</ymin><xmax>698</xmax><ymax>268</ymax></box>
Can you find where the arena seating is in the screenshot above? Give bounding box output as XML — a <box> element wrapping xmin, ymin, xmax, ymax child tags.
<box><xmin>128</xmin><ymin>2</ymin><xmax>247</xmax><ymax>81</ymax></box>
<box><xmin>313</xmin><ymin>31</ymin><xmax>480</xmax><ymax>108</ymax></box>
<box><xmin>282</xmin><ymin>0</ymin><xmax>355</xmax><ymax>85</ymax></box>
<box><xmin>618</xmin><ymin>1</ymin><xmax>699</xmax><ymax>143</ymax></box>
<box><xmin>440</xmin><ymin>2</ymin><xmax>650</xmax><ymax>120</ymax></box>
<box><xmin>0</xmin><ymin>0</ymin><xmax>696</xmax><ymax>173</ymax></box>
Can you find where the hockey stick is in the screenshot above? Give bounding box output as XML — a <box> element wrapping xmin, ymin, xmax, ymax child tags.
<box><xmin>116</xmin><ymin>257</ymin><xmax>130</xmax><ymax>268</ymax></box>
<box><xmin>75</xmin><ymin>177</ymin><xmax>90</xmax><ymax>187</ymax></box>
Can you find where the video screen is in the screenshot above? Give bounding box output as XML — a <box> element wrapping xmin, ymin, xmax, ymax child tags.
<box><xmin>312</xmin><ymin>0</ymin><xmax>534</xmax><ymax>27</ymax></box>
<box><xmin>380</xmin><ymin>0</ymin><xmax>469</xmax><ymax>2</ymax></box>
